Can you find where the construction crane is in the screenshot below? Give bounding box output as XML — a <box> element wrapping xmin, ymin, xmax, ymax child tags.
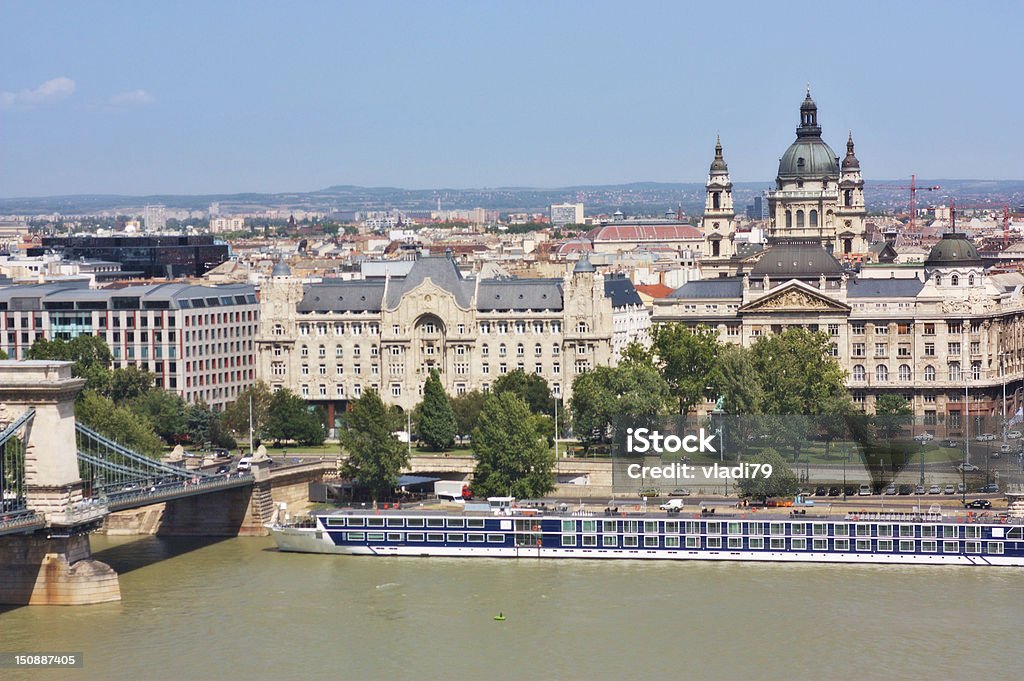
<box><xmin>885</xmin><ymin>175</ymin><xmax>941</xmax><ymax>235</ymax></box>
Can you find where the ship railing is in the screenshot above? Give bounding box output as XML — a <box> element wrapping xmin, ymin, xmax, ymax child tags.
<box><xmin>845</xmin><ymin>512</ymin><xmax>944</xmax><ymax>523</ymax></box>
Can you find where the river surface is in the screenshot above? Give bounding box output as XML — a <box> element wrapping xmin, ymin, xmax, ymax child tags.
<box><xmin>1</xmin><ymin>535</ymin><xmax>1022</xmax><ymax>680</ymax></box>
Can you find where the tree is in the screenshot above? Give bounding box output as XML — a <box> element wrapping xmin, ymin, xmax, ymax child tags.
<box><xmin>27</xmin><ymin>335</ymin><xmax>113</xmax><ymax>393</ymax></box>
<box><xmin>650</xmin><ymin>323</ymin><xmax>720</xmax><ymax>414</ymax></box>
<box><xmin>471</xmin><ymin>392</ymin><xmax>554</xmax><ymax>499</ymax></box>
<box><xmin>76</xmin><ymin>391</ymin><xmax>164</xmax><ymax>457</ymax></box>
<box><xmin>451</xmin><ymin>390</ymin><xmax>485</xmax><ymax>441</ymax></box>
<box><xmin>339</xmin><ymin>390</ymin><xmax>406</xmax><ymax>503</ymax></box>
<box><xmin>569</xmin><ymin>367</ymin><xmax>619</xmax><ymax>450</ymax></box>
<box><xmin>708</xmin><ymin>344</ymin><xmax>763</xmax><ymax>415</ymax></box>
<box><xmin>265</xmin><ymin>389</ymin><xmax>326</xmax><ymax>446</ymax></box>
<box><xmin>750</xmin><ymin>327</ymin><xmax>848</xmax><ymax>415</ymax></box>
<box><xmin>129</xmin><ymin>389</ymin><xmax>188</xmax><ymax>444</ymax></box>
<box><xmin>221</xmin><ymin>382</ymin><xmax>273</xmax><ymax>441</ymax></box>
<box><xmin>417</xmin><ymin>369</ymin><xmax>457</xmax><ymax>451</ymax></box>
<box><xmin>492</xmin><ymin>369</ymin><xmax>554</xmax><ymax>416</ymax></box>
<box><xmin>569</xmin><ymin>362</ymin><xmax>672</xmax><ymax>451</ymax></box>
<box><xmin>735</xmin><ymin>448</ymin><xmax>799</xmax><ymax>500</ymax></box>
<box><xmin>874</xmin><ymin>394</ymin><xmax>913</xmax><ymax>440</ymax></box>
<box><xmin>108</xmin><ymin>365</ymin><xmax>155</xmax><ymax>402</ymax></box>
<box><xmin>0</xmin><ymin>348</ymin><xmax>7</xmax><ymax>359</ymax></box>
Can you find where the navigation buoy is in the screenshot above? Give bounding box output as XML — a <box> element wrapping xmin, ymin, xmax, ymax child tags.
<box><xmin>494</xmin><ymin>612</ymin><xmax>506</xmax><ymax>621</ymax></box>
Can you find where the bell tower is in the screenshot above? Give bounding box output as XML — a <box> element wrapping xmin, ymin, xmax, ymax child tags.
<box><xmin>702</xmin><ymin>135</ymin><xmax>735</xmax><ymax>259</ymax></box>
<box><xmin>836</xmin><ymin>131</ymin><xmax>868</xmax><ymax>256</ymax></box>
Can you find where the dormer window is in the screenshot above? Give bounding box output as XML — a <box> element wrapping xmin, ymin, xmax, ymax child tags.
<box><xmin>951</xmin><ymin>275</ymin><xmax>960</xmax><ymax>286</ymax></box>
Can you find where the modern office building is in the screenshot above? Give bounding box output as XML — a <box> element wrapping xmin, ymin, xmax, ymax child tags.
<box><xmin>37</xmin><ymin>235</ymin><xmax>230</xmax><ymax>278</ymax></box>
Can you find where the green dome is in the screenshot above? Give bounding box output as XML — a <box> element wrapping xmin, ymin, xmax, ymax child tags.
<box><xmin>925</xmin><ymin>233</ymin><xmax>981</xmax><ymax>267</ymax></box>
<box><xmin>778</xmin><ymin>139</ymin><xmax>840</xmax><ymax>181</ymax></box>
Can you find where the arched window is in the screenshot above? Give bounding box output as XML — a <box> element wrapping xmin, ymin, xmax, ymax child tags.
<box><xmin>809</xmin><ymin>210</ymin><xmax>818</xmax><ymax>227</ymax></box>
<box><xmin>796</xmin><ymin>210</ymin><xmax>805</xmax><ymax>228</ymax></box>
<box><xmin>951</xmin><ymin>274</ymin><xmax>960</xmax><ymax>286</ymax></box>
<box><xmin>948</xmin><ymin>362</ymin><xmax>961</xmax><ymax>381</ymax></box>
<box><xmin>924</xmin><ymin>365</ymin><xmax>935</xmax><ymax>381</ymax></box>
<box><xmin>968</xmin><ymin>274</ymin><xmax>975</xmax><ymax>286</ymax></box>
<box><xmin>534</xmin><ymin>343</ymin><xmax>542</xmax><ymax>356</ymax></box>
<box><xmin>498</xmin><ymin>343</ymin><xmax>507</xmax><ymax>357</ymax></box>
<box><xmin>712</xmin><ymin>240</ymin><xmax>720</xmax><ymax>256</ymax></box>
<box><xmin>898</xmin><ymin>364</ymin><xmax>911</xmax><ymax>382</ymax></box>
<box><xmin>785</xmin><ymin>211</ymin><xmax>792</xmax><ymax>228</ymax></box>
<box><xmin>844</xmin><ymin>190</ymin><xmax>853</xmax><ymax>207</ymax></box>
<box><xmin>876</xmin><ymin>365</ymin><xmax>888</xmax><ymax>382</ymax></box>
<box><xmin>935</xmin><ymin>274</ymin><xmax>942</xmax><ymax>286</ymax></box>
<box><xmin>481</xmin><ymin>343</ymin><xmax>489</xmax><ymax>357</ymax></box>
<box><xmin>516</xmin><ymin>343</ymin><xmax>525</xmax><ymax>357</ymax></box>
<box><xmin>853</xmin><ymin>364</ymin><xmax>865</xmax><ymax>381</ymax></box>
<box><xmin>712</xmin><ymin>192</ymin><xmax>721</xmax><ymax>210</ymax></box>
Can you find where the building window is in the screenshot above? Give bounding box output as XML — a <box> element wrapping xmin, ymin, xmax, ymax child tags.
<box><xmin>852</xmin><ymin>365</ymin><xmax>865</xmax><ymax>381</ymax></box>
<box><xmin>876</xmin><ymin>365</ymin><xmax>888</xmax><ymax>382</ymax></box>
<box><xmin>852</xmin><ymin>323</ymin><xmax>865</xmax><ymax>335</ymax></box>
<box><xmin>968</xmin><ymin>275</ymin><xmax>975</xmax><ymax>286</ymax></box>
<box><xmin>875</xmin><ymin>343</ymin><xmax>887</xmax><ymax>357</ymax></box>
<box><xmin>898</xmin><ymin>364</ymin><xmax>911</xmax><ymax>382</ymax></box>
<box><xmin>534</xmin><ymin>343</ymin><xmax>543</xmax><ymax>356</ymax></box>
<box><xmin>924</xmin><ymin>365</ymin><xmax>935</xmax><ymax>381</ymax></box>
<box><xmin>391</xmin><ymin>384</ymin><xmax>401</xmax><ymax>397</ymax></box>
<box><xmin>924</xmin><ymin>343</ymin><xmax>935</xmax><ymax>357</ymax></box>
<box><xmin>951</xmin><ymin>275</ymin><xmax>960</xmax><ymax>286</ymax></box>
<box><xmin>948</xmin><ymin>342</ymin><xmax>960</xmax><ymax>356</ymax></box>
<box><xmin>948</xmin><ymin>363</ymin><xmax>961</xmax><ymax>381</ymax></box>
<box><xmin>498</xmin><ymin>344</ymin><xmax>507</xmax><ymax>357</ymax></box>
<box><xmin>809</xmin><ymin>209</ymin><xmax>818</xmax><ymax>227</ymax></box>
<box><xmin>301</xmin><ymin>345</ymin><xmax>309</xmax><ymax>358</ymax></box>
<box><xmin>972</xmin><ymin>362</ymin><xmax>981</xmax><ymax>380</ymax></box>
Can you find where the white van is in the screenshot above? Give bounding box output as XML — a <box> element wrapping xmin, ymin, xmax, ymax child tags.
<box><xmin>858</xmin><ymin>485</ymin><xmax>872</xmax><ymax>496</ymax></box>
<box><xmin>236</xmin><ymin>456</ymin><xmax>253</xmax><ymax>472</ymax></box>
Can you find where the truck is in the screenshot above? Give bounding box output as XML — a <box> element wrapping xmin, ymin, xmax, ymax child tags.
<box><xmin>435</xmin><ymin>480</ymin><xmax>471</xmax><ymax>502</ymax></box>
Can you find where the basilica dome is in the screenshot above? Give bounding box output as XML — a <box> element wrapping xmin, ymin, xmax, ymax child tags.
<box><xmin>776</xmin><ymin>89</ymin><xmax>840</xmax><ymax>182</ymax></box>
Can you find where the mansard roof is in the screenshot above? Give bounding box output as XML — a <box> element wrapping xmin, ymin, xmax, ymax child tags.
<box><xmin>668</xmin><ymin>278</ymin><xmax>744</xmax><ymax>300</ymax></box>
<box><xmin>603</xmin><ymin>274</ymin><xmax>643</xmax><ymax>308</ymax></box>
<box><xmin>385</xmin><ymin>256</ymin><xmax>474</xmax><ymax>309</ymax></box>
<box><xmin>477</xmin><ymin>279</ymin><xmax>563</xmax><ymax>311</ymax></box>
<box><xmin>845</xmin><ymin>278</ymin><xmax>925</xmax><ymax>298</ymax></box>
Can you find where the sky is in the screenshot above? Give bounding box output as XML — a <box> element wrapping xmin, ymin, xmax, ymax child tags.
<box><xmin>1</xmin><ymin>1</ymin><xmax>1022</xmax><ymax>197</ymax></box>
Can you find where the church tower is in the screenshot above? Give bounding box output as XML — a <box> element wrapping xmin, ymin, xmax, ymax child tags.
<box><xmin>836</xmin><ymin>131</ymin><xmax>868</xmax><ymax>255</ymax></box>
<box><xmin>701</xmin><ymin>135</ymin><xmax>735</xmax><ymax>259</ymax></box>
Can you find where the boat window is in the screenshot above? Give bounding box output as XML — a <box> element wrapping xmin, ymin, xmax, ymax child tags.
<box><xmin>602</xmin><ymin>520</ymin><xmax>618</xmax><ymax>533</ymax></box>
<box><xmin>582</xmin><ymin>520</ymin><xmax>597</xmax><ymax>533</ymax></box>
<box><xmin>965</xmin><ymin>526</ymin><xmax>981</xmax><ymax>539</ymax></box>
<box><xmin>346</xmin><ymin>532</ymin><xmax>366</xmax><ymax>541</ymax></box>
<box><xmin>749</xmin><ymin>538</ymin><xmax>764</xmax><ymax>550</ymax></box>
<box><xmin>644</xmin><ymin>521</ymin><xmax>659</xmax><ymax>534</ymax></box>
<box><xmin>987</xmin><ymin>542</ymin><xmax>1004</xmax><ymax>554</ymax></box>
<box><xmin>348</xmin><ymin>517</ymin><xmax>366</xmax><ymax>527</ymax></box>
<box><xmin>665</xmin><ymin>521</ymin><xmax>680</xmax><ymax>534</ymax></box>
<box><xmin>832</xmin><ymin>523</ymin><xmax>848</xmax><ymax>536</ymax></box>
<box><xmin>448</xmin><ymin>534</ymin><xmax>466</xmax><ymax>543</ymax></box>
<box><xmin>834</xmin><ymin>539</ymin><xmax>850</xmax><ymax>551</ymax></box>
<box><xmin>685</xmin><ymin>521</ymin><xmax>700</xmax><ymax>534</ymax></box>
<box><xmin>644</xmin><ymin>536</ymin><xmax>659</xmax><ymax>548</ymax></box>
<box><xmin>561</xmin><ymin>534</ymin><xmax>577</xmax><ymax>547</ymax></box>
<box><xmin>877</xmin><ymin>525</ymin><xmax>893</xmax><ymax>537</ymax></box>
<box><xmin>406</xmin><ymin>518</ymin><xmax>425</xmax><ymax>528</ymax></box>
<box><xmin>770</xmin><ymin>538</ymin><xmax>785</xmax><ymax>550</ymax></box>
<box><xmin>813</xmin><ymin>539</ymin><xmax>827</xmax><ymax>550</ymax></box>
<box><xmin>921</xmin><ymin>525</ymin><xmax>937</xmax><ymax>538</ymax></box>
<box><xmin>749</xmin><ymin>522</ymin><xmax>765</xmax><ymax>535</ymax></box>
<box><xmin>770</xmin><ymin>523</ymin><xmax>785</xmax><ymax>536</ymax></box>
<box><xmin>899</xmin><ymin>525</ymin><xmax>914</xmax><ymax>537</ymax></box>
<box><xmin>921</xmin><ymin>540</ymin><xmax>937</xmax><ymax>552</ymax></box>
<box><xmin>728</xmin><ymin>537</ymin><xmax>743</xmax><ymax>549</ymax></box>
<box><xmin>965</xmin><ymin>541</ymin><xmax>981</xmax><ymax>554</ymax></box>
<box><xmin>877</xmin><ymin>539</ymin><xmax>894</xmax><ymax>552</ymax></box>
<box><xmin>427</xmin><ymin>518</ymin><xmax>445</xmax><ymax>528</ymax></box>
<box><xmin>943</xmin><ymin>541</ymin><xmax>959</xmax><ymax>553</ymax></box>
<box><xmin>487</xmin><ymin>534</ymin><xmax>504</xmax><ymax>543</ymax></box>
<box><xmin>728</xmin><ymin>522</ymin><xmax>742</xmax><ymax>535</ymax></box>
<box><xmin>603</xmin><ymin>535</ymin><xmax>617</xmax><ymax>547</ymax></box>
<box><xmin>943</xmin><ymin>526</ymin><xmax>958</xmax><ymax>538</ymax></box>
<box><xmin>466</xmin><ymin>534</ymin><xmax>484</xmax><ymax>543</ymax></box>
<box><xmin>325</xmin><ymin>517</ymin><xmax>345</xmax><ymax>527</ymax></box>
<box><xmin>386</xmin><ymin>518</ymin><xmax>404</xmax><ymax>527</ymax></box>
<box><xmin>856</xmin><ymin>539</ymin><xmax>871</xmax><ymax>552</ymax></box>
<box><xmin>447</xmin><ymin>518</ymin><xmax>465</xmax><ymax>529</ymax></box>
<box><xmin>407</xmin><ymin>533</ymin><xmax>424</xmax><ymax>542</ymax></box>
<box><xmin>582</xmin><ymin>535</ymin><xmax>597</xmax><ymax>547</ymax></box>
<box><xmin>561</xmin><ymin>520</ymin><xmax>576</xmax><ymax>533</ymax></box>
<box><xmin>624</xmin><ymin>536</ymin><xmax>639</xmax><ymax>548</ymax></box>
<box><xmin>427</xmin><ymin>533</ymin><xmax>444</xmax><ymax>542</ymax></box>
<box><xmin>812</xmin><ymin>523</ymin><xmax>827</xmax><ymax>536</ymax></box>
<box><xmin>791</xmin><ymin>538</ymin><xmax>806</xmax><ymax>550</ymax></box>
<box><xmin>899</xmin><ymin>540</ymin><xmax>915</xmax><ymax>552</ymax></box>
<box><xmin>367</xmin><ymin>532</ymin><xmax>385</xmax><ymax>542</ymax></box>
<box><xmin>790</xmin><ymin>523</ymin><xmax>804</xmax><ymax>535</ymax></box>
<box><xmin>367</xmin><ymin>517</ymin><xmax>385</xmax><ymax>528</ymax></box>
<box><xmin>624</xmin><ymin>521</ymin><xmax>639</xmax><ymax>533</ymax></box>
<box><xmin>1007</xmin><ymin>527</ymin><xmax>1023</xmax><ymax>540</ymax></box>
<box><xmin>706</xmin><ymin>537</ymin><xmax>722</xmax><ymax>549</ymax></box>
<box><xmin>706</xmin><ymin>522</ymin><xmax>721</xmax><ymax>534</ymax></box>
<box><xmin>665</xmin><ymin>536</ymin><xmax>680</xmax><ymax>548</ymax></box>
<box><xmin>386</xmin><ymin>533</ymin><xmax>401</xmax><ymax>542</ymax></box>
<box><xmin>686</xmin><ymin>536</ymin><xmax>700</xmax><ymax>548</ymax></box>
<box><xmin>467</xmin><ymin>519</ymin><xmax>485</xmax><ymax>529</ymax></box>
<box><xmin>856</xmin><ymin>524</ymin><xmax>870</xmax><ymax>536</ymax></box>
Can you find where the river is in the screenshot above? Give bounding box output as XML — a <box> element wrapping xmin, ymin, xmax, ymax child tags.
<box><xmin>1</xmin><ymin>535</ymin><xmax>1021</xmax><ymax>680</ymax></box>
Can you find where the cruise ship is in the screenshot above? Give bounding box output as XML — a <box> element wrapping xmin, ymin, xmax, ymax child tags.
<box><xmin>269</xmin><ymin>494</ymin><xmax>1024</xmax><ymax>567</ymax></box>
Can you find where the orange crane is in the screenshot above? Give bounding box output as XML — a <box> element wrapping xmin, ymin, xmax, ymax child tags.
<box><xmin>888</xmin><ymin>175</ymin><xmax>941</xmax><ymax>234</ymax></box>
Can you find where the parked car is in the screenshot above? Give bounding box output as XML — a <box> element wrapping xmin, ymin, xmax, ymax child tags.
<box><xmin>979</xmin><ymin>483</ymin><xmax>999</xmax><ymax>494</ymax></box>
<box><xmin>964</xmin><ymin>499</ymin><xmax>992</xmax><ymax>509</ymax></box>
<box><xmin>659</xmin><ymin>498</ymin><xmax>685</xmax><ymax>511</ymax></box>
<box><xmin>943</xmin><ymin>485</ymin><xmax>956</xmax><ymax>495</ymax></box>
<box><xmin>913</xmin><ymin>432</ymin><xmax>934</xmax><ymax>443</ymax></box>
<box><xmin>945</xmin><ymin>439</ymin><xmax>960</xmax><ymax>448</ymax></box>
<box><xmin>884</xmin><ymin>484</ymin><xmax>897</xmax><ymax>495</ymax></box>
<box><xmin>828</xmin><ymin>487</ymin><xmax>841</xmax><ymax>497</ymax></box>
<box><xmin>957</xmin><ymin>463</ymin><xmax>980</xmax><ymax>472</ymax></box>
<box><xmin>928</xmin><ymin>485</ymin><xmax>941</xmax><ymax>494</ymax></box>
<box><xmin>898</xmin><ymin>485</ymin><xmax>912</xmax><ymax>495</ymax></box>
<box><xmin>976</xmin><ymin>433</ymin><xmax>997</xmax><ymax>442</ymax></box>
<box><xmin>638</xmin><ymin>488</ymin><xmax>660</xmax><ymax>498</ymax></box>
<box><xmin>914</xmin><ymin>485</ymin><xmax>926</xmax><ymax>495</ymax></box>
<box><xmin>859</xmin><ymin>485</ymin><xmax>872</xmax><ymax>496</ymax></box>
<box><xmin>1008</xmin><ymin>430</ymin><xmax>1023</xmax><ymax>440</ymax></box>
<box><xmin>236</xmin><ymin>456</ymin><xmax>253</xmax><ymax>472</ymax></box>
<box><xmin>669</xmin><ymin>488</ymin><xmax>691</xmax><ymax>497</ymax></box>
<box><xmin>814</xmin><ymin>486</ymin><xmax>828</xmax><ymax>496</ymax></box>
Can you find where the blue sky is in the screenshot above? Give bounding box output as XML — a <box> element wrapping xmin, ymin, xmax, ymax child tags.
<box><xmin>1</xmin><ymin>1</ymin><xmax>1021</xmax><ymax>197</ymax></box>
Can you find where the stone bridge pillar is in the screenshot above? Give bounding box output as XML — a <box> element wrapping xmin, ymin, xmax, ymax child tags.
<box><xmin>0</xmin><ymin>361</ymin><xmax>119</xmax><ymax>605</ymax></box>
<box><xmin>0</xmin><ymin>361</ymin><xmax>88</xmax><ymax>522</ymax></box>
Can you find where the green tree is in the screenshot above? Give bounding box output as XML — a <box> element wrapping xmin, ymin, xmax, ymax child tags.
<box><xmin>339</xmin><ymin>390</ymin><xmax>406</xmax><ymax>503</ymax></box>
<box><xmin>221</xmin><ymin>382</ymin><xmax>273</xmax><ymax>441</ymax></box>
<box><xmin>735</xmin><ymin>448</ymin><xmax>799</xmax><ymax>500</ymax></box>
<box><xmin>569</xmin><ymin>367</ymin><xmax>619</xmax><ymax>450</ymax></box>
<box><xmin>750</xmin><ymin>327</ymin><xmax>848</xmax><ymax>415</ymax></box>
<box><xmin>471</xmin><ymin>392</ymin><xmax>554</xmax><ymax>498</ymax></box>
<box><xmin>129</xmin><ymin>389</ymin><xmax>187</xmax><ymax>444</ymax></box>
<box><xmin>708</xmin><ymin>344</ymin><xmax>763</xmax><ymax>415</ymax></box>
<box><xmin>417</xmin><ymin>369</ymin><xmax>457</xmax><ymax>451</ymax></box>
<box><xmin>874</xmin><ymin>394</ymin><xmax>913</xmax><ymax>440</ymax></box>
<box><xmin>0</xmin><ymin>348</ymin><xmax>7</xmax><ymax>359</ymax></box>
<box><xmin>451</xmin><ymin>390</ymin><xmax>486</xmax><ymax>441</ymax></box>
<box><xmin>265</xmin><ymin>389</ymin><xmax>326</xmax><ymax>446</ymax></box>
<box><xmin>650</xmin><ymin>323</ymin><xmax>720</xmax><ymax>414</ymax></box>
<box><xmin>569</xmin><ymin>362</ymin><xmax>672</xmax><ymax>451</ymax></box>
<box><xmin>76</xmin><ymin>391</ymin><xmax>164</xmax><ymax>457</ymax></box>
<box><xmin>492</xmin><ymin>369</ymin><xmax>554</xmax><ymax>416</ymax></box>
<box><xmin>27</xmin><ymin>335</ymin><xmax>113</xmax><ymax>393</ymax></box>
<box><xmin>185</xmin><ymin>402</ymin><xmax>214</xmax><ymax>446</ymax></box>
<box><xmin>108</xmin><ymin>365</ymin><xmax>155</xmax><ymax>402</ymax></box>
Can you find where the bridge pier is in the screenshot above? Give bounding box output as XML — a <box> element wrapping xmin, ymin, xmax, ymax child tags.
<box><xmin>0</xmin><ymin>361</ymin><xmax>120</xmax><ymax>605</ymax></box>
